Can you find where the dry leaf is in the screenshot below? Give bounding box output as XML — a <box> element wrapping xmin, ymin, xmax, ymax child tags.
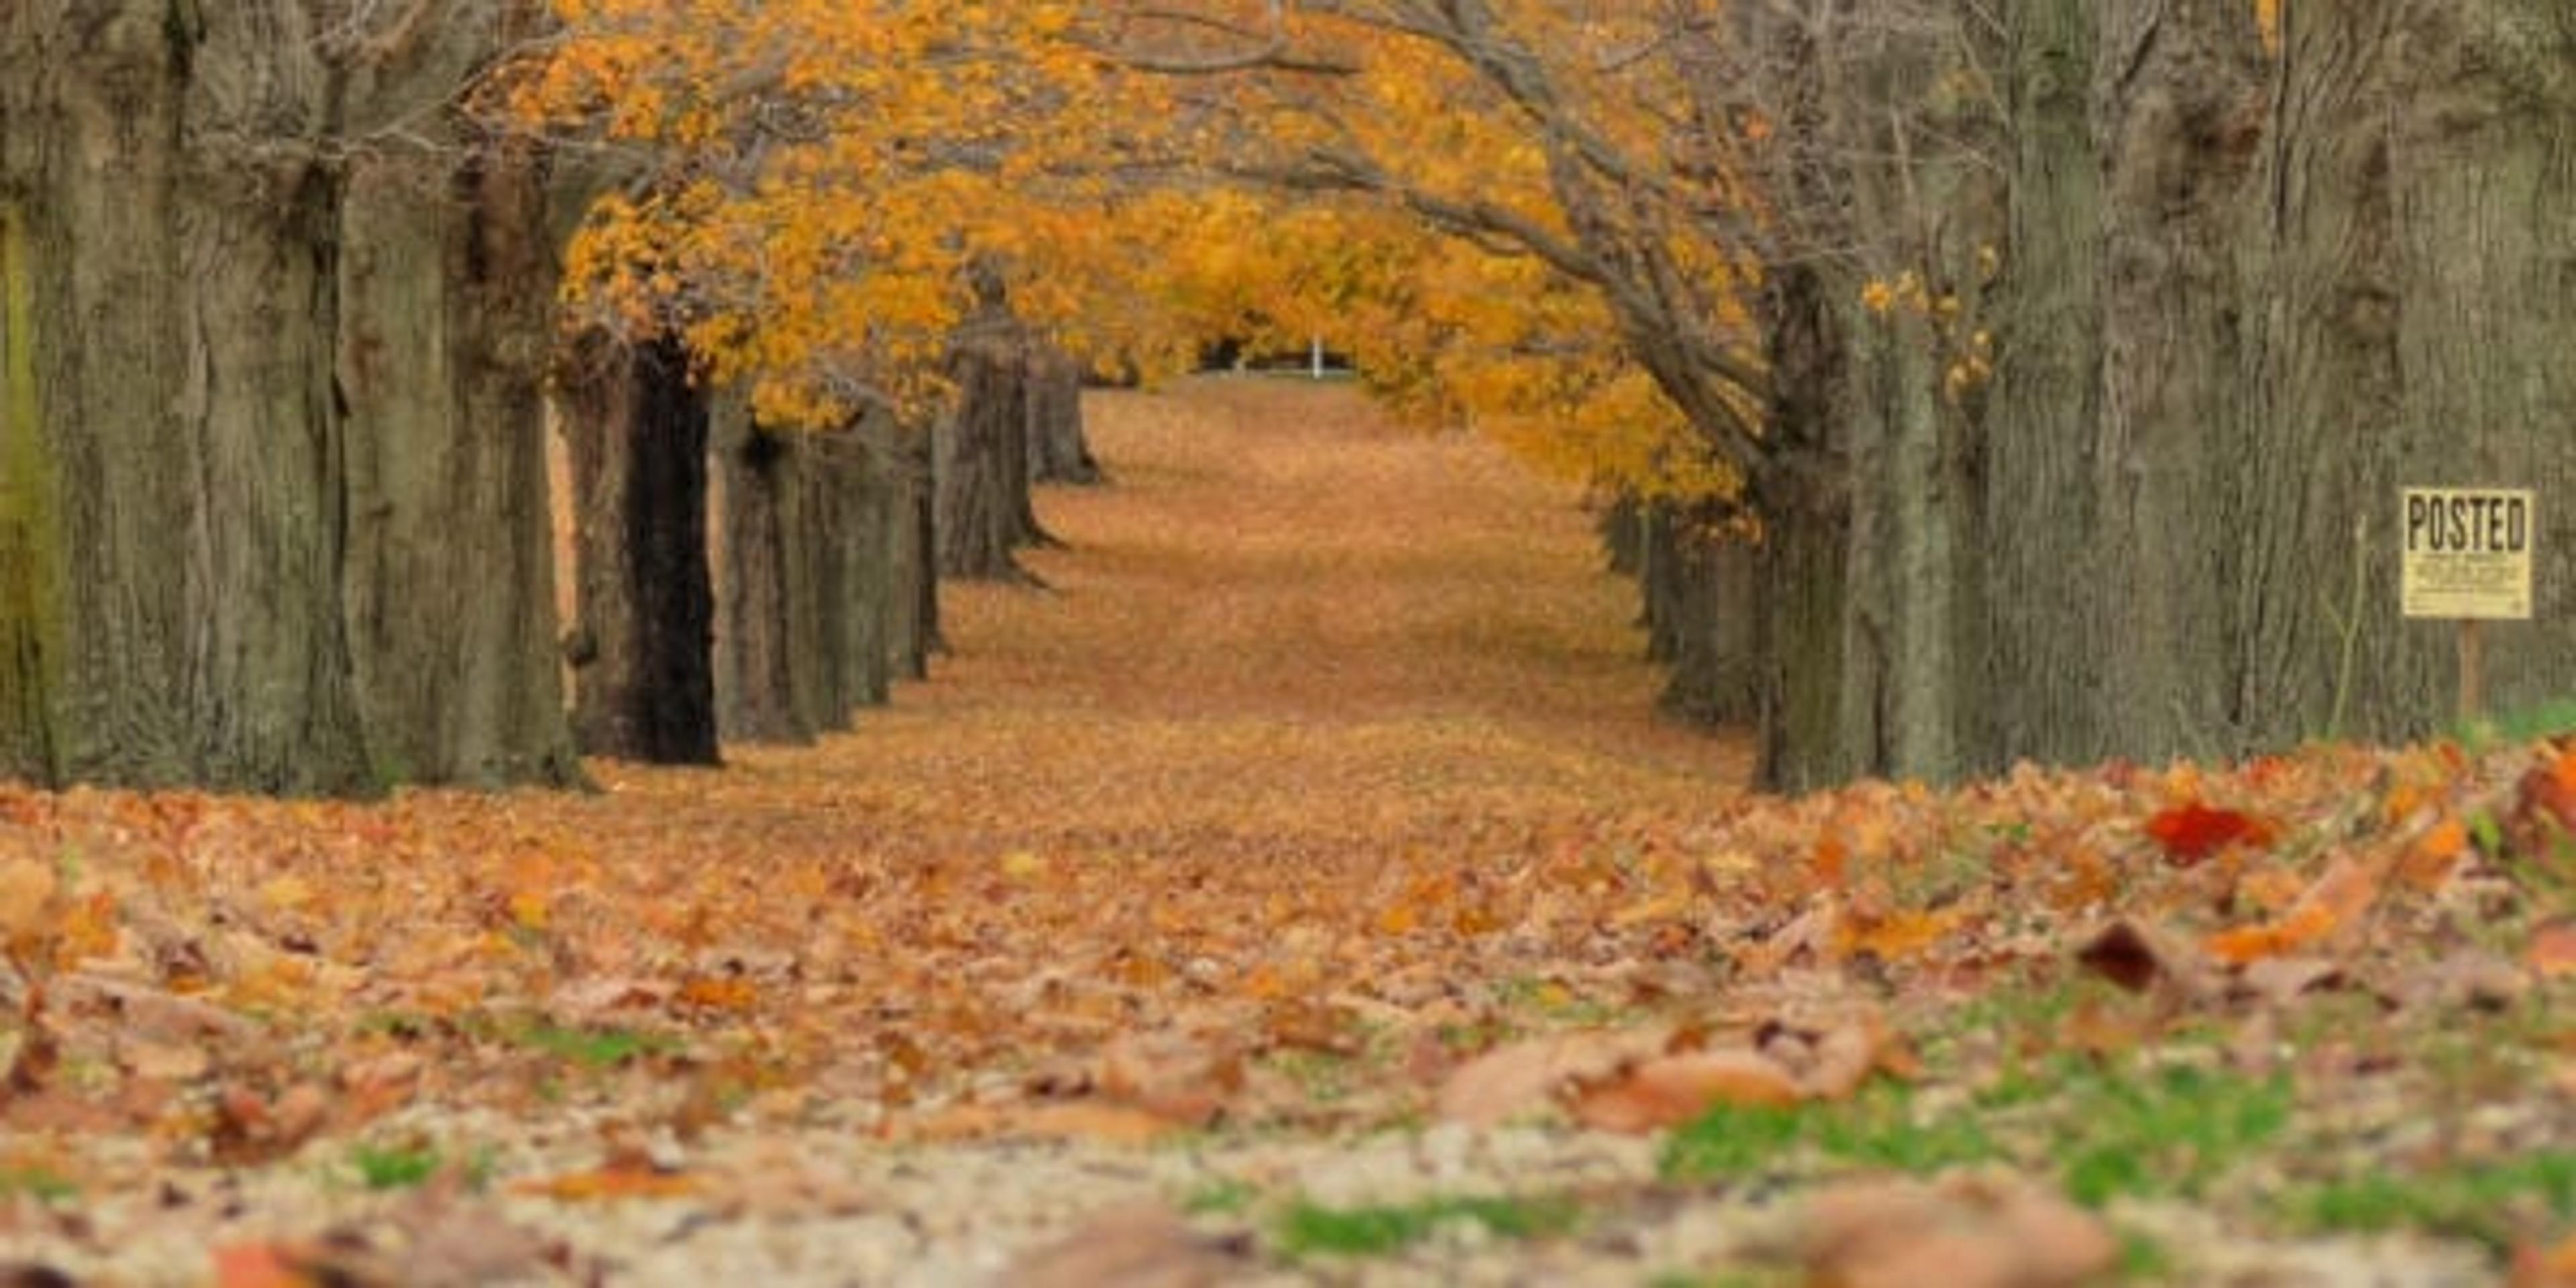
<box><xmin>2074</xmin><ymin>919</ymin><xmax>2188</xmax><ymax>994</ymax></box>
<box><xmin>1006</xmin><ymin>1205</ymin><xmax>1246</xmax><ymax>1288</ymax></box>
<box><xmin>1434</xmin><ymin>1026</ymin><xmax>1668</xmax><ymax>1127</ymax></box>
<box><xmin>1803</xmin><ymin>1175</ymin><xmax>2118</xmax><ymax>1288</ymax></box>
<box><xmin>1570</xmin><ymin>1049</ymin><xmax>1802</xmax><ymax>1133</ymax></box>
<box><xmin>0</xmin><ymin>859</ymin><xmax>58</xmax><ymax>941</ymax></box>
<box><xmin>511</xmin><ymin>1162</ymin><xmax>696</xmax><ymax>1201</ymax></box>
<box><xmin>2530</xmin><ymin>922</ymin><xmax>2576</xmax><ymax>979</ymax></box>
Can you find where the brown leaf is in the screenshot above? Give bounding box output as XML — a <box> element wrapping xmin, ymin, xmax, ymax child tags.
<box><xmin>2073</xmin><ymin>919</ymin><xmax>2186</xmax><ymax>994</ymax></box>
<box><xmin>0</xmin><ymin>859</ymin><xmax>58</xmax><ymax>945</ymax></box>
<box><xmin>1568</xmin><ymin>1049</ymin><xmax>1802</xmax><ymax>1133</ymax></box>
<box><xmin>511</xmin><ymin>1161</ymin><xmax>696</xmax><ymax>1201</ymax></box>
<box><xmin>381</xmin><ymin>1189</ymin><xmax>569</xmax><ymax>1287</ymax></box>
<box><xmin>1006</xmin><ymin>1205</ymin><xmax>1246</xmax><ymax>1288</ymax></box>
<box><xmin>2530</xmin><ymin>921</ymin><xmax>2576</xmax><ymax>979</ymax></box>
<box><xmin>1800</xmin><ymin>1014</ymin><xmax>1902</xmax><ymax>1100</ymax></box>
<box><xmin>1434</xmin><ymin>1026</ymin><xmax>1668</xmax><ymax>1127</ymax></box>
<box><xmin>1804</xmin><ymin>1174</ymin><xmax>2118</xmax><ymax>1288</ymax></box>
<box><xmin>2239</xmin><ymin>956</ymin><xmax>2345</xmax><ymax>1008</ymax></box>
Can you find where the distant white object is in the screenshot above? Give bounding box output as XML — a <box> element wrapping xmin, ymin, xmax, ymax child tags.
<box><xmin>1312</xmin><ymin>336</ymin><xmax>1326</xmax><ymax>380</ymax></box>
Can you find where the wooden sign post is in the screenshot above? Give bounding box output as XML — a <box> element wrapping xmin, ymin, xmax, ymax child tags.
<box><xmin>2401</xmin><ymin>487</ymin><xmax>2535</xmax><ymax>723</ymax></box>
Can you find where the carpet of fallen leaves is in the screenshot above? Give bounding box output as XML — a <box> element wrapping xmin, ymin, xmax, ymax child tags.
<box><xmin>5</xmin><ymin>378</ymin><xmax>2576</xmax><ymax>1285</ymax></box>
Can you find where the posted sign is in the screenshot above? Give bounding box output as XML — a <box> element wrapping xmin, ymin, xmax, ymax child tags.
<box><xmin>2402</xmin><ymin>487</ymin><xmax>2534</xmax><ymax>620</ymax></box>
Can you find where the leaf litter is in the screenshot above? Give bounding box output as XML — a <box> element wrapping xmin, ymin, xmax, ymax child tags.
<box><xmin>1</xmin><ymin>379</ymin><xmax>2571</xmax><ymax>1283</ymax></box>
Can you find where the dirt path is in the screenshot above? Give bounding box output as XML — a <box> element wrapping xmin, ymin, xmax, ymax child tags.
<box><xmin>694</xmin><ymin>377</ymin><xmax>1748</xmax><ymax>865</ymax></box>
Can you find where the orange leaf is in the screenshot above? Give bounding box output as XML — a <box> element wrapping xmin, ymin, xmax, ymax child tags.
<box><xmin>2206</xmin><ymin>857</ymin><xmax>2379</xmax><ymax>965</ymax></box>
<box><xmin>211</xmin><ymin>1243</ymin><xmax>324</xmax><ymax>1288</ymax></box>
<box><xmin>1833</xmin><ymin>908</ymin><xmax>1955</xmax><ymax>963</ymax></box>
<box><xmin>676</xmin><ymin>976</ymin><xmax>759</xmax><ymax>1012</ymax></box>
<box><xmin>2530</xmin><ymin>922</ymin><xmax>2576</xmax><ymax>979</ymax></box>
<box><xmin>2144</xmin><ymin>803</ymin><xmax>2273</xmax><ymax>864</ymax></box>
<box><xmin>1569</xmin><ymin>1049</ymin><xmax>1802</xmax><ymax>1133</ymax></box>
<box><xmin>513</xmin><ymin>1163</ymin><xmax>696</xmax><ymax>1201</ymax></box>
<box><xmin>2399</xmin><ymin>815</ymin><xmax>2470</xmax><ymax>891</ymax></box>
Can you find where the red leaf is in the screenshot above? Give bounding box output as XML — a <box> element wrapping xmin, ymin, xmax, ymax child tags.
<box><xmin>2143</xmin><ymin>803</ymin><xmax>2273</xmax><ymax>864</ymax></box>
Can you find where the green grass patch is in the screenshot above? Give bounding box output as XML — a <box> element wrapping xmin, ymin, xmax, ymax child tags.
<box><xmin>1277</xmin><ymin>1193</ymin><xmax>1578</xmax><ymax>1258</ymax></box>
<box><xmin>486</xmin><ymin>1017</ymin><xmax>677</xmax><ymax>1070</ymax></box>
<box><xmin>1661</xmin><ymin>1088</ymin><xmax>2000</xmax><ymax>1183</ymax></box>
<box><xmin>2055</xmin><ymin>1064</ymin><xmax>2292</xmax><ymax>1205</ymax></box>
<box><xmin>350</xmin><ymin>1142</ymin><xmax>445</xmax><ymax>1191</ymax></box>
<box><xmin>1183</xmin><ymin>1177</ymin><xmax>1260</xmax><ymax>1216</ymax></box>
<box><xmin>2455</xmin><ymin>695</ymin><xmax>2576</xmax><ymax>749</ymax></box>
<box><xmin>2292</xmin><ymin>1151</ymin><xmax>2576</xmax><ymax>1250</ymax></box>
<box><xmin>347</xmin><ymin>1140</ymin><xmax>494</xmax><ymax>1191</ymax></box>
<box><xmin>0</xmin><ymin>1165</ymin><xmax>77</xmax><ymax>1203</ymax></box>
<box><xmin>1661</xmin><ymin>1061</ymin><xmax>2290</xmax><ymax>1208</ymax></box>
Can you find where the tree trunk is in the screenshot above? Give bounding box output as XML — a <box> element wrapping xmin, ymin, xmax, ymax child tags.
<box><xmin>338</xmin><ymin>133</ymin><xmax>582</xmax><ymax>788</ymax></box>
<box><xmin>1</xmin><ymin>1</ymin><xmax>576</xmax><ymax>795</ymax></box>
<box><xmin>936</xmin><ymin>312</ymin><xmax>1043</xmax><ymax>580</ymax></box>
<box><xmin>559</xmin><ymin>333</ymin><xmax>719</xmax><ymax>765</ymax></box>
<box><xmin>0</xmin><ymin>4</ymin><xmax>375</xmax><ymax>794</ymax></box>
<box><xmin>1625</xmin><ymin>503</ymin><xmax>1759</xmax><ymax>727</ymax></box>
<box><xmin>890</xmin><ymin>421</ymin><xmax>941</xmax><ymax>676</ymax></box>
<box><xmin>1026</xmin><ymin>345</ymin><xmax>1102</xmax><ymax>484</ymax></box>
<box><xmin>1743</xmin><ymin>3</ymin><xmax>1995</xmax><ymax>790</ymax></box>
<box><xmin>1980</xmin><ymin>0</ymin><xmax>2107</xmax><ymax>771</ymax></box>
<box><xmin>712</xmin><ymin>401</ymin><xmax>816</xmax><ymax>745</ymax></box>
<box><xmin>2080</xmin><ymin>0</ymin><xmax>2268</xmax><ymax>764</ymax></box>
<box><xmin>2369</xmin><ymin>0</ymin><xmax>2576</xmax><ymax>727</ymax></box>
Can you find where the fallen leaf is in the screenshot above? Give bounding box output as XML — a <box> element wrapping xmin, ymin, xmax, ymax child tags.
<box><xmin>1434</xmin><ymin>1026</ymin><xmax>1669</xmax><ymax>1127</ymax></box>
<box><xmin>0</xmin><ymin>858</ymin><xmax>58</xmax><ymax>945</ymax></box>
<box><xmin>1569</xmin><ymin>1049</ymin><xmax>1802</xmax><ymax>1133</ymax></box>
<box><xmin>511</xmin><ymin>1162</ymin><xmax>696</xmax><ymax>1201</ymax></box>
<box><xmin>1803</xmin><ymin>1174</ymin><xmax>2118</xmax><ymax>1288</ymax></box>
<box><xmin>2512</xmin><ymin>1231</ymin><xmax>2576</xmax><ymax>1288</ymax></box>
<box><xmin>1006</xmin><ymin>1205</ymin><xmax>1246</xmax><ymax>1288</ymax></box>
<box><xmin>2530</xmin><ymin>922</ymin><xmax>2576</xmax><ymax>979</ymax></box>
<box><xmin>2239</xmin><ymin>956</ymin><xmax>2344</xmax><ymax>1008</ymax></box>
<box><xmin>2145</xmin><ymin>803</ymin><xmax>2273</xmax><ymax>864</ymax></box>
<box><xmin>2073</xmin><ymin>919</ymin><xmax>2190</xmax><ymax>994</ymax></box>
<box><xmin>2207</xmin><ymin>856</ymin><xmax>2380</xmax><ymax>965</ymax></box>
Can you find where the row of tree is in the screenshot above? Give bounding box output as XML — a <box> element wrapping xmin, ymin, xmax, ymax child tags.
<box><xmin>0</xmin><ymin>1</ymin><xmax>1089</xmax><ymax>794</ymax></box>
<box><xmin>1117</xmin><ymin>0</ymin><xmax>2576</xmax><ymax>789</ymax></box>
<box><xmin>8</xmin><ymin>2</ymin><xmax>2567</xmax><ymax>797</ymax></box>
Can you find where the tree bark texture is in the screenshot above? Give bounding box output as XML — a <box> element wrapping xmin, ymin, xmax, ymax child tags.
<box><xmin>1737</xmin><ymin>4</ymin><xmax>1996</xmax><ymax>790</ymax></box>
<box><xmin>712</xmin><ymin>402</ymin><xmax>817</xmax><ymax>745</ymax></box>
<box><xmin>559</xmin><ymin>333</ymin><xmax>719</xmax><ymax>765</ymax></box>
<box><xmin>1739</xmin><ymin>0</ymin><xmax>2576</xmax><ymax>786</ymax></box>
<box><xmin>0</xmin><ymin>0</ymin><xmax>576</xmax><ymax>794</ymax></box>
<box><xmin>1026</xmin><ymin>345</ymin><xmax>1102</xmax><ymax>485</ymax></box>
<box><xmin>712</xmin><ymin>404</ymin><xmax>912</xmax><ymax>745</ymax></box>
<box><xmin>339</xmin><ymin>133</ymin><xmax>582</xmax><ymax>788</ymax></box>
<box><xmin>936</xmin><ymin>311</ymin><xmax>1044</xmax><ymax>580</ymax></box>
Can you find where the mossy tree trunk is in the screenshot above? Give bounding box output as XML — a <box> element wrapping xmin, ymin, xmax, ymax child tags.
<box><xmin>0</xmin><ymin>0</ymin><xmax>576</xmax><ymax>794</ymax></box>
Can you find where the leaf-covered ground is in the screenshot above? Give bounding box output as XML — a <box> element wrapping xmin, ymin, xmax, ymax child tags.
<box><xmin>5</xmin><ymin>379</ymin><xmax>2575</xmax><ymax>1286</ymax></box>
